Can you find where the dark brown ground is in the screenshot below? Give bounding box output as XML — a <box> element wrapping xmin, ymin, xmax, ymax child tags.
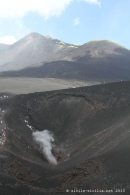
<box><xmin>0</xmin><ymin>81</ymin><xmax>130</xmax><ymax>194</ymax></box>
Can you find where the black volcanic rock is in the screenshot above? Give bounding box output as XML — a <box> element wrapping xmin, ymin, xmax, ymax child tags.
<box><xmin>1</xmin><ymin>81</ymin><xmax>130</xmax><ymax>194</ymax></box>
<box><xmin>1</xmin><ymin>57</ymin><xmax>130</xmax><ymax>82</ymax></box>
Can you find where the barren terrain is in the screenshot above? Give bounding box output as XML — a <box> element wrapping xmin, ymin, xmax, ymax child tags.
<box><xmin>0</xmin><ymin>77</ymin><xmax>99</xmax><ymax>95</ymax></box>
<box><xmin>0</xmin><ymin>81</ymin><xmax>130</xmax><ymax>194</ymax></box>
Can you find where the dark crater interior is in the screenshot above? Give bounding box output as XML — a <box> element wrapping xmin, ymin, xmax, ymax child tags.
<box><xmin>1</xmin><ymin>81</ymin><xmax>130</xmax><ymax>194</ymax></box>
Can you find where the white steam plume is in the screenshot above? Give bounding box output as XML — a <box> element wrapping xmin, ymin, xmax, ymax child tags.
<box><xmin>32</xmin><ymin>130</ymin><xmax>57</xmax><ymax>165</ymax></box>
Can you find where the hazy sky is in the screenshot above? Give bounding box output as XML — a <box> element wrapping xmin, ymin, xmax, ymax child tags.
<box><xmin>0</xmin><ymin>0</ymin><xmax>130</xmax><ymax>49</ymax></box>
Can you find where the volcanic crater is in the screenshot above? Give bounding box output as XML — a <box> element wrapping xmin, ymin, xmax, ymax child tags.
<box><xmin>0</xmin><ymin>81</ymin><xmax>130</xmax><ymax>194</ymax></box>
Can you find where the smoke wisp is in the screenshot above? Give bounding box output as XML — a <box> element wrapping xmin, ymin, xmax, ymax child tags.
<box><xmin>32</xmin><ymin>130</ymin><xmax>57</xmax><ymax>165</ymax></box>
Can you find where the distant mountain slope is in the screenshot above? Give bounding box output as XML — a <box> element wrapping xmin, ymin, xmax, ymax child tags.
<box><xmin>67</xmin><ymin>40</ymin><xmax>130</xmax><ymax>61</ymax></box>
<box><xmin>0</xmin><ymin>43</ymin><xmax>10</xmax><ymax>54</ymax></box>
<box><xmin>1</xmin><ymin>59</ymin><xmax>130</xmax><ymax>82</ymax></box>
<box><xmin>0</xmin><ymin>33</ymin><xmax>130</xmax><ymax>82</ymax></box>
<box><xmin>0</xmin><ymin>32</ymin><xmax>78</xmax><ymax>71</ymax></box>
